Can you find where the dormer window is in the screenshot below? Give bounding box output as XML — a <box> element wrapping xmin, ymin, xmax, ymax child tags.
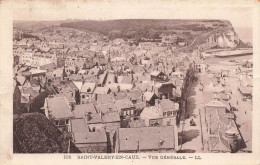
<box><xmin>87</xmin><ymin>87</ymin><xmax>91</xmax><ymax>92</ymax></box>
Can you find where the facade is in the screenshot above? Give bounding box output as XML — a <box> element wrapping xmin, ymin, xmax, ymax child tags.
<box><xmin>44</xmin><ymin>96</ymin><xmax>74</xmax><ymax>130</ymax></box>
<box><xmin>80</xmin><ymin>82</ymin><xmax>96</xmax><ymax>104</ymax></box>
<box><xmin>69</xmin><ymin>119</ymin><xmax>108</xmax><ymax>153</ymax></box>
<box><xmin>154</xmin><ymin>82</ymin><xmax>175</xmax><ymax>100</ymax></box>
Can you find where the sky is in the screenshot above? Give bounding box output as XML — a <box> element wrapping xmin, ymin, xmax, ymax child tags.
<box><xmin>13</xmin><ymin>1</ymin><xmax>252</xmax><ymax>28</ymax></box>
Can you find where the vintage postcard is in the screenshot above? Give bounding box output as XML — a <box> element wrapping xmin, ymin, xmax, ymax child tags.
<box><xmin>0</xmin><ymin>0</ymin><xmax>260</xmax><ymax>165</ymax></box>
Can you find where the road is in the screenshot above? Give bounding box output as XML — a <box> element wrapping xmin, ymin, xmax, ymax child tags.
<box><xmin>178</xmin><ymin>73</ymin><xmax>211</xmax><ymax>153</ymax></box>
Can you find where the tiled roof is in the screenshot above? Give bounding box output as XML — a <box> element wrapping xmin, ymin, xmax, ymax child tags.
<box><xmin>97</xmin><ymin>94</ymin><xmax>115</xmax><ymax>104</ymax></box>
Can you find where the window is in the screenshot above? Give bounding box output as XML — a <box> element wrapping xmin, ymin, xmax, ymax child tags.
<box><xmin>55</xmin><ymin>120</ymin><xmax>59</xmax><ymax>126</ymax></box>
<box><xmin>65</xmin><ymin>119</ymin><xmax>69</xmax><ymax>125</ymax></box>
<box><xmin>135</xmin><ymin>110</ymin><xmax>139</xmax><ymax>115</ymax></box>
<box><xmin>82</xmin><ymin>95</ymin><xmax>85</xmax><ymax>99</ymax></box>
<box><xmin>163</xmin><ymin>112</ymin><xmax>166</xmax><ymax>116</ymax></box>
<box><xmin>170</xmin><ymin>111</ymin><xmax>173</xmax><ymax>115</ymax></box>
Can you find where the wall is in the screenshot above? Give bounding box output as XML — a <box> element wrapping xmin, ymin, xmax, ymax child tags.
<box><xmin>76</xmin><ymin>143</ymin><xmax>107</xmax><ymax>153</ymax></box>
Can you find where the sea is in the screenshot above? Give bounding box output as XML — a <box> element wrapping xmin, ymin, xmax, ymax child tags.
<box><xmin>234</xmin><ymin>27</ymin><xmax>253</xmax><ymax>43</ymax></box>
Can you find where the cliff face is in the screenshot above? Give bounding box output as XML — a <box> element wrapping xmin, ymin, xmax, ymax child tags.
<box><xmin>199</xmin><ymin>28</ymin><xmax>245</xmax><ymax>50</ymax></box>
<box><xmin>211</xmin><ymin>30</ymin><xmax>240</xmax><ymax>48</ymax></box>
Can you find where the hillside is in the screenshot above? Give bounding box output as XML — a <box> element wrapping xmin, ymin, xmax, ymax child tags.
<box><xmin>60</xmin><ymin>19</ymin><xmax>232</xmax><ymax>39</ymax></box>
<box><xmin>13</xmin><ymin>113</ymin><xmax>81</xmax><ymax>153</ymax></box>
<box><xmin>60</xmin><ymin>19</ymin><xmax>251</xmax><ymax>51</ymax></box>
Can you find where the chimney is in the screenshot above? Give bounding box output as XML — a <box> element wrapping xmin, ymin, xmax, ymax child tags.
<box><xmin>70</xmin><ymin>104</ymin><xmax>75</xmax><ymax>111</ymax></box>
<box><xmin>155</xmin><ymin>99</ymin><xmax>160</xmax><ymax>108</ymax></box>
<box><xmin>86</xmin><ymin>112</ymin><xmax>92</xmax><ymax>121</ymax></box>
<box><xmin>159</xmin><ymin>140</ymin><xmax>164</xmax><ymax>145</ymax></box>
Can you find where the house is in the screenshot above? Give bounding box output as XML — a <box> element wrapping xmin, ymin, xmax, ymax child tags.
<box><xmin>154</xmin><ymin>82</ymin><xmax>175</xmax><ymax>100</ymax></box>
<box><xmin>93</xmin><ymin>87</ymin><xmax>111</xmax><ymax>101</ymax></box>
<box><xmin>204</xmin><ymin>101</ymin><xmax>241</xmax><ymax>153</ymax></box>
<box><xmin>205</xmin><ymin>100</ymin><xmax>227</xmax><ymax>113</ymax></box>
<box><xmin>150</xmin><ymin>71</ymin><xmax>167</xmax><ymax>82</ymax></box>
<box><xmin>238</xmin><ymin>85</ymin><xmax>252</xmax><ymax>99</ymax></box>
<box><xmin>159</xmin><ymin>99</ymin><xmax>179</xmax><ymax>126</ymax></box>
<box><xmin>80</xmin><ymin>82</ymin><xmax>96</xmax><ymax>104</ymax></box>
<box><xmin>19</xmin><ymin>83</ymin><xmax>48</xmax><ymax>113</ymax></box>
<box><xmin>196</xmin><ymin>63</ymin><xmax>208</xmax><ymax>73</ymax></box>
<box><xmin>115</xmin><ymin>99</ymin><xmax>135</xmax><ymax>119</ymax></box>
<box><xmin>127</xmin><ymin>90</ymin><xmax>143</xmax><ymax>104</ymax></box>
<box><xmin>88</xmin><ymin>67</ymin><xmax>102</xmax><ymax>77</ymax></box>
<box><xmin>95</xmin><ymin>103</ymin><xmax>119</xmax><ymax>114</ymax></box>
<box><xmin>73</xmin><ymin>103</ymin><xmax>98</xmax><ymax>119</ymax></box>
<box><xmin>115</xmin><ymin>126</ymin><xmax>178</xmax><ymax>153</ymax></box>
<box><xmin>44</xmin><ymin>95</ymin><xmax>74</xmax><ymax>130</ymax></box>
<box><xmin>59</xmin><ymin>81</ymin><xmax>80</xmax><ymax>104</ymax></box>
<box><xmin>96</xmin><ymin>94</ymin><xmax>115</xmax><ymax>105</ymax></box>
<box><xmin>140</xmin><ymin>106</ymin><xmax>162</xmax><ymax>127</ymax></box>
<box><xmin>69</xmin><ymin>118</ymin><xmax>107</xmax><ymax>153</ymax></box>
<box><xmin>101</xmin><ymin>112</ymin><xmax>121</xmax><ymax>133</ymax></box>
<box><xmin>39</xmin><ymin>63</ymin><xmax>57</xmax><ymax>72</ymax></box>
<box><xmin>143</xmin><ymin>91</ymin><xmax>157</xmax><ymax>106</ymax></box>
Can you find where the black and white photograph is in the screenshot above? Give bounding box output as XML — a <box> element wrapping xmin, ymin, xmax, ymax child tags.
<box><xmin>1</xmin><ymin>0</ymin><xmax>260</xmax><ymax>165</ymax></box>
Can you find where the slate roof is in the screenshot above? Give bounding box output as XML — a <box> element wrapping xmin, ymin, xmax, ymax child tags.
<box><xmin>97</xmin><ymin>94</ymin><xmax>115</xmax><ymax>104</ymax></box>
<box><xmin>159</xmin><ymin>99</ymin><xmax>179</xmax><ymax>112</ymax></box>
<box><xmin>115</xmin><ymin>99</ymin><xmax>134</xmax><ymax>110</ymax></box>
<box><xmin>140</xmin><ymin>106</ymin><xmax>163</xmax><ymax>120</ymax></box>
<box><xmin>81</xmin><ymin>82</ymin><xmax>96</xmax><ymax>93</ymax></box>
<box><xmin>102</xmin><ymin>112</ymin><xmax>120</xmax><ymax>123</ymax></box>
<box><xmin>206</xmin><ymin>100</ymin><xmax>227</xmax><ymax>108</ymax></box>
<box><xmin>45</xmin><ymin>96</ymin><xmax>74</xmax><ymax>119</ymax></box>
<box><xmin>143</xmin><ymin>91</ymin><xmax>156</xmax><ymax>101</ymax></box>
<box><xmin>70</xmin><ymin>118</ymin><xmax>88</xmax><ymax>133</ymax></box>
<box><xmin>118</xmin><ymin>126</ymin><xmax>175</xmax><ymax>151</ymax></box>
<box><xmin>95</xmin><ymin>103</ymin><xmax>119</xmax><ymax>114</ymax></box>
<box><xmin>73</xmin><ymin>128</ymin><xmax>107</xmax><ymax>144</ymax></box>
<box><xmin>73</xmin><ymin>103</ymin><xmax>97</xmax><ymax>119</ymax></box>
<box><xmin>127</xmin><ymin>90</ymin><xmax>142</xmax><ymax>100</ymax></box>
<box><xmin>94</xmin><ymin>87</ymin><xmax>110</xmax><ymax>95</ymax></box>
